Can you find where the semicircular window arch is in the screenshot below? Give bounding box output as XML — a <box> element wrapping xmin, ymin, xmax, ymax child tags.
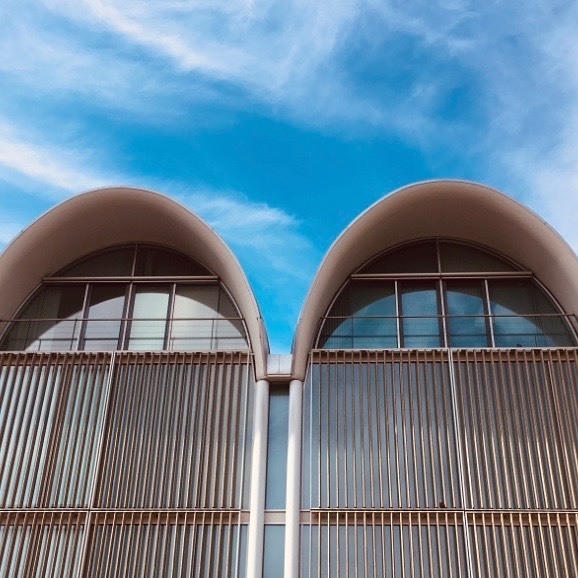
<box><xmin>318</xmin><ymin>239</ymin><xmax>576</xmax><ymax>349</ymax></box>
<box><xmin>1</xmin><ymin>244</ymin><xmax>249</xmax><ymax>352</ymax></box>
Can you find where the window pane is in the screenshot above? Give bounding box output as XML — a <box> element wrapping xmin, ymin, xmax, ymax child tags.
<box><xmin>440</xmin><ymin>242</ymin><xmax>515</xmax><ymax>272</ymax></box>
<box><xmin>489</xmin><ymin>280</ymin><xmax>573</xmax><ymax>346</ymax></box>
<box><xmin>170</xmin><ymin>285</ymin><xmax>219</xmax><ymax>350</ymax></box>
<box><xmin>319</xmin><ymin>282</ymin><xmax>397</xmax><ymax>348</ymax></box>
<box><xmin>361</xmin><ymin>241</ymin><xmax>438</xmax><ymax>274</ymax></box>
<box><xmin>266</xmin><ymin>387</ymin><xmax>289</xmax><ymax>509</ymax></box>
<box><xmin>83</xmin><ymin>285</ymin><xmax>127</xmax><ymax>350</ymax></box>
<box><xmin>401</xmin><ymin>282</ymin><xmax>441</xmax><ymax>347</ymax></box>
<box><xmin>59</xmin><ymin>247</ymin><xmax>135</xmax><ymax>277</ymax></box>
<box><xmin>3</xmin><ymin>286</ymin><xmax>85</xmax><ymax>351</ymax></box>
<box><xmin>263</xmin><ymin>525</ymin><xmax>285</xmax><ymax>577</ymax></box>
<box><xmin>349</xmin><ymin>282</ymin><xmax>397</xmax><ymax>316</ymax></box>
<box><xmin>445</xmin><ymin>281</ymin><xmax>489</xmax><ymax>347</ymax></box>
<box><xmin>351</xmin><ymin>317</ymin><xmax>398</xmax><ymax>348</ymax></box>
<box><xmin>318</xmin><ymin>318</ymin><xmax>353</xmax><ymax>349</ymax></box>
<box><xmin>173</xmin><ymin>285</ymin><xmax>219</xmax><ymax>318</ymax></box>
<box><xmin>128</xmin><ymin>286</ymin><xmax>170</xmax><ymax>350</ymax></box>
<box><xmin>134</xmin><ymin>246</ymin><xmax>211</xmax><ymax>276</ymax></box>
<box><xmin>214</xmin><ymin>319</ymin><xmax>248</xmax><ymax>350</ymax></box>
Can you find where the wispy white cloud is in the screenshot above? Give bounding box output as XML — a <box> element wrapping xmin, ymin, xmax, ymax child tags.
<box><xmin>3</xmin><ymin>1</ymin><xmax>578</xmax><ymax>221</ymax></box>
<box><xmin>1</xmin><ymin>0</ymin><xmax>576</xmax><ymax>148</ymax></box>
<box><xmin>174</xmin><ymin>188</ymin><xmax>317</xmax><ymax>281</ymax></box>
<box><xmin>0</xmin><ymin>120</ymin><xmax>317</xmax><ymax>274</ymax></box>
<box><xmin>0</xmin><ymin>119</ymin><xmax>118</xmax><ymax>198</ymax></box>
<box><xmin>0</xmin><ymin>118</ymin><xmax>318</xmax><ymax>286</ymax></box>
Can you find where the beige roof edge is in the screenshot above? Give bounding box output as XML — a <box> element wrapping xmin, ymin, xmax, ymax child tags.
<box><xmin>0</xmin><ymin>186</ymin><xmax>270</xmax><ymax>378</ymax></box>
<box><xmin>291</xmin><ymin>179</ymin><xmax>578</xmax><ymax>380</ymax></box>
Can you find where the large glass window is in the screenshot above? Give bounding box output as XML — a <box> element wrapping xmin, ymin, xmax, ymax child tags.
<box><xmin>1</xmin><ymin>245</ymin><xmax>249</xmax><ymax>352</ymax></box>
<box><xmin>318</xmin><ymin>282</ymin><xmax>397</xmax><ymax>348</ymax></box>
<box><xmin>400</xmin><ymin>281</ymin><xmax>441</xmax><ymax>347</ymax></box>
<box><xmin>445</xmin><ymin>281</ymin><xmax>488</xmax><ymax>347</ymax></box>
<box><xmin>83</xmin><ymin>285</ymin><xmax>127</xmax><ymax>350</ymax></box>
<box><xmin>318</xmin><ymin>240</ymin><xmax>575</xmax><ymax>349</ymax></box>
<box><xmin>490</xmin><ymin>279</ymin><xmax>574</xmax><ymax>346</ymax></box>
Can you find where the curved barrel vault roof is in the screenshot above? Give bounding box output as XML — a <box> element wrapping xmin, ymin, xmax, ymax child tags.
<box><xmin>0</xmin><ymin>186</ymin><xmax>269</xmax><ymax>378</ymax></box>
<box><xmin>292</xmin><ymin>180</ymin><xmax>578</xmax><ymax>379</ymax></box>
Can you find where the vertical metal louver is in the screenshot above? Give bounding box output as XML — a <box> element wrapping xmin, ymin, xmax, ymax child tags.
<box><xmin>0</xmin><ymin>351</ymin><xmax>254</xmax><ymax>577</ymax></box>
<box><xmin>301</xmin><ymin>348</ymin><xmax>578</xmax><ymax>577</ymax></box>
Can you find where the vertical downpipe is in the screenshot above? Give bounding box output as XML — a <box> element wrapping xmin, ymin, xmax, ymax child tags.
<box><xmin>284</xmin><ymin>378</ymin><xmax>303</xmax><ymax>578</ymax></box>
<box><xmin>247</xmin><ymin>379</ymin><xmax>270</xmax><ymax>578</ymax></box>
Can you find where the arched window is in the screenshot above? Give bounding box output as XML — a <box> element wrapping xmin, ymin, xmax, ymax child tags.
<box><xmin>1</xmin><ymin>244</ymin><xmax>249</xmax><ymax>351</ymax></box>
<box><xmin>318</xmin><ymin>240</ymin><xmax>576</xmax><ymax>348</ymax></box>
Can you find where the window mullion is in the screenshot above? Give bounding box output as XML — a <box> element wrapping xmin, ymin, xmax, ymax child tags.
<box><xmin>439</xmin><ymin>279</ymin><xmax>449</xmax><ymax>348</ymax></box>
<box><xmin>120</xmin><ymin>283</ymin><xmax>135</xmax><ymax>350</ymax></box>
<box><xmin>77</xmin><ymin>284</ymin><xmax>92</xmax><ymax>351</ymax></box>
<box><xmin>484</xmin><ymin>279</ymin><xmax>495</xmax><ymax>347</ymax></box>
<box><xmin>395</xmin><ymin>280</ymin><xmax>401</xmax><ymax>348</ymax></box>
<box><xmin>164</xmin><ymin>284</ymin><xmax>176</xmax><ymax>351</ymax></box>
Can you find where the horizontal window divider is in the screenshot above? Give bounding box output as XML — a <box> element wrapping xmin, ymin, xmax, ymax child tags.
<box><xmin>112</xmin><ymin>350</ymin><xmax>253</xmax><ymax>363</ymax></box>
<box><xmin>0</xmin><ymin>349</ymin><xmax>252</xmax><ymax>364</ymax></box>
<box><xmin>466</xmin><ymin>511</ymin><xmax>578</xmax><ymax>527</ymax></box>
<box><xmin>0</xmin><ymin>350</ymin><xmax>112</xmax><ymax>365</ymax></box>
<box><xmin>2</xmin><ymin>316</ymin><xmax>245</xmax><ymax>323</ymax></box>
<box><xmin>89</xmin><ymin>510</ymin><xmax>249</xmax><ymax>525</ymax></box>
<box><xmin>306</xmin><ymin>510</ymin><xmax>464</xmax><ymax>525</ymax></box>
<box><xmin>263</xmin><ymin>511</ymin><xmax>286</xmax><ymax>524</ymax></box>
<box><xmin>310</xmin><ymin>346</ymin><xmax>578</xmax><ymax>356</ymax></box>
<box><xmin>301</xmin><ymin>510</ymin><xmax>578</xmax><ymax>527</ymax></box>
<box><xmin>0</xmin><ymin>510</ymin><xmax>88</xmax><ymax>524</ymax></box>
<box><xmin>0</xmin><ymin>510</ymin><xmax>251</xmax><ymax>525</ymax></box>
<box><xmin>44</xmin><ymin>276</ymin><xmax>220</xmax><ymax>283</ymax></box>
<box><xmin>351</xmin><ymin>271</ymin><xmax>533</xmax><ymax>279</ymax></box>
<box><xmin>322</xmin><ymin>313</ymin><xmax>577</xmax><ymax>319</ymax></box>
<box><xmin>309</xmin><ymin>349</ymin><xmax>450</xmax><ymax>362</ymax></box>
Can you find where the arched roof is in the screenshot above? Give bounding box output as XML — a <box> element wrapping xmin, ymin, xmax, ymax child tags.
<box><xmin>292</xmin><ymin>180</ymin><xmax>578</xmax><ymax>379</ymax></box>
<box><xmin>0</xmin><ymin>186</ymin><xmax>269</xmax><ymax>378</ymax></box>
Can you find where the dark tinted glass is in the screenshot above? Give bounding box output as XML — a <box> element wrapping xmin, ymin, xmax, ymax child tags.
<box><xmin>361</xmin><ymin>241</ymin><xmax>438</xmax><ymax>274</ymax></box>
<box><xmin>135</xmin><ymin>246</ymin><xmax>211</xmax><ymax>276</ymax></box>
<box><xmin>490</xmin><ymin>280</ymin><xmax>573</xmax><ymax>346</ymax></box>
<box><xmin>58</xmin><ymin>245</ymin><xmax>211</xmax><ymax>277</ymax></box>
<box><xmin>440</xmin><ymin>242</ymin><xmax>516</xmax><ymax>272</ymax></box>
<box><xmin>319</xmin><ymin>281</ymin><xmax>397</xmax><ymax>348</ymax></box>
<box><xmin>59</xmin><ymin>247</ymin><xmax>135</xmax><ymax>277</ymax></box>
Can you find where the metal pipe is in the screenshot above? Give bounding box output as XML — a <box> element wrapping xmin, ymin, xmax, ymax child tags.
<box><xmin>246</xmin><ymin>378</ymin><xmax>269</xmax><ymax>578</ymax></box>
<box><xmin>284</xmin><ymin>378</ymin><xmax>303</xmax><ymax>578</ymax></box>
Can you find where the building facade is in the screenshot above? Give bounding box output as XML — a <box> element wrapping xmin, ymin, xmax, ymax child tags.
<box><xmin>0</xmin><ymin>180</ymin><xmax>577</xmax><ymax>576</ymax></box>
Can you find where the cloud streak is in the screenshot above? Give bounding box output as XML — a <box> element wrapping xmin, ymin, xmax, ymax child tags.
<box><xmin>0</xmin><ymin>118</ymin><xmax>318</xmax><ymax>283</ymax></box>
<box><xmin>0</xmin><ymin>132</ymin><xmax>106</xmax><ymax>196</ymax></box>
<box><xmin>175</xmin><ymin>188</ymin><xmax>317</xmax><ymax>281</ymax></box>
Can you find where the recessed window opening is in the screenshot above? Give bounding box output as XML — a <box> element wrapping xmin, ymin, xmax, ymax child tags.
<box><xmin>318</xmin><ymin>240</ymin><xmax>576</xmax><ymax>349</ymax></box>
<box><xmin>1</xmin><ymin>244</ymin><xmax>249</xmax><ymax>352</ymax></box>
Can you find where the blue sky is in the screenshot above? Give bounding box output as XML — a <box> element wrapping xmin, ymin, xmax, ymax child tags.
<box><xmin>1</xmin><ymin>1</ymin><xmax>578</xmax><ymax>351</ymax></box>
